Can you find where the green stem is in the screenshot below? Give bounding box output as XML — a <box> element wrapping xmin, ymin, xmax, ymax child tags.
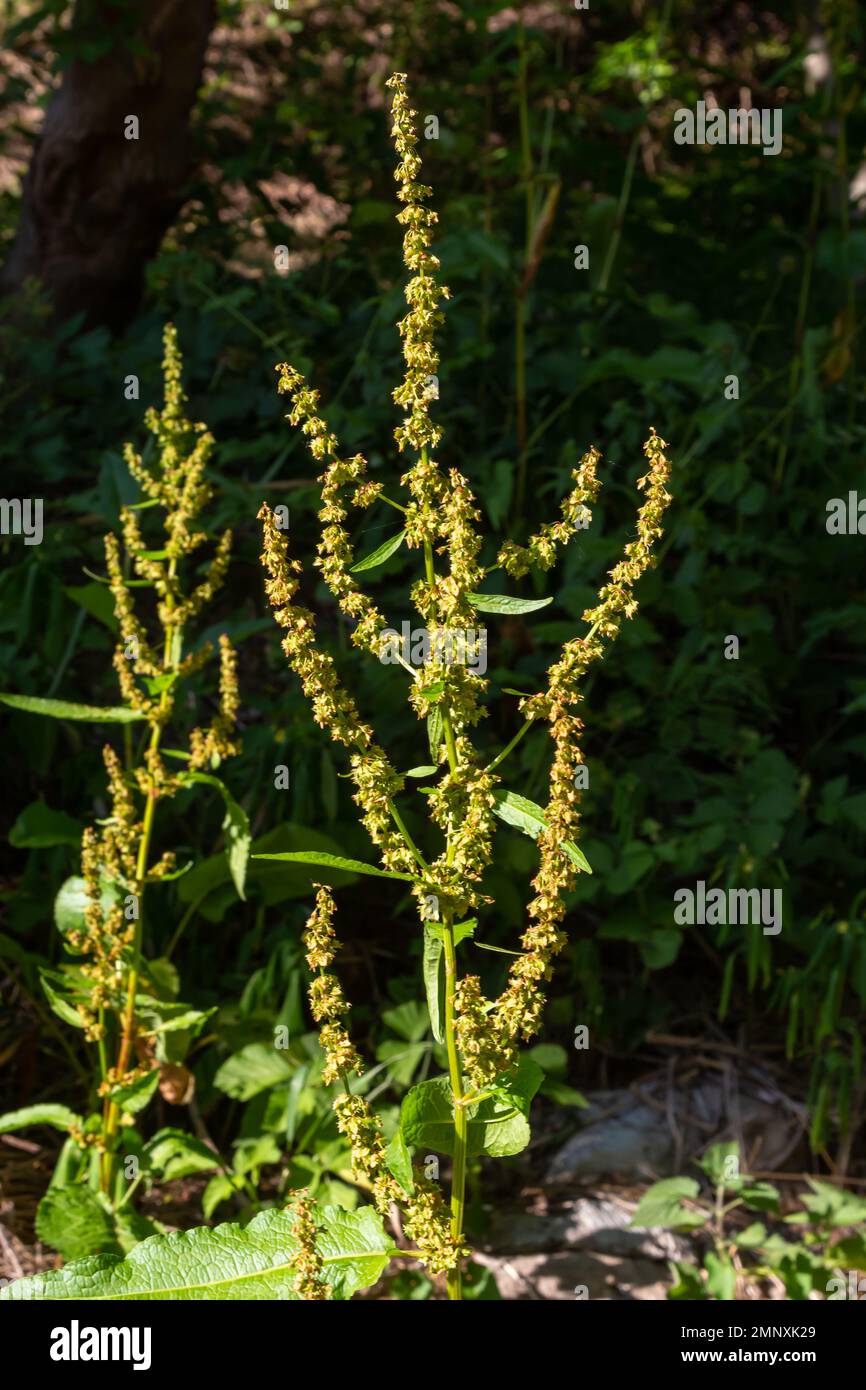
<box><xmin>441</xmin><ymin>910</ymin><xmax>466</xmax><ymax>1300</ymax></box>
<box><xmin>387</xmin><ymin>797</ymin><xmax>428</xmax><ymax>873</ymax></box>
<box><xmin>485</xmin><ymin>715</ymin><xmax>535</xmax><ymax>776</ymax></box>
<box><xmin>101</xmin><ymin>559</ymin><xmax>182</xmax><ymax>1194</ymax></box>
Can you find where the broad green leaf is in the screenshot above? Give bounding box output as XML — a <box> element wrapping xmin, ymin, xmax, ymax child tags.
<box><xmin>629</xmin><ymin>1178</ymin><xmax>705</xmax><ymax>1231</ymax></box>
<box><xmin>9</xmin><ymin>800</ymin><xmax>82</xmax><ymax>849</ymax></box>
<box><xmin>109</xmin><ymin>1069</ymin><xmax>160</xmax><ymax>1116</ymax></box>
<box><xmin>253</xmin><ymin>850</ymin><xmax>416</xmax><ymax>881</ymax></box>
<box><xmin>384</xmin><ymin>1131</ymin><xmax>414</xmax><ymax>1196</ymax></box>
<box><xmin>740</xmin><ymin>1181</ymin><xmax>780</xmax><ymax>1213</ymax></box>
<box><xmin>214</xmin><ymin>1043</ymin><xmax>293</xmax><ymax>1101</ymax></box>
<box><xmin>468</xmin><ymin>593</ymin><xmax>553</xmax><ymax>615</ymax></box>
<box><xmin>0</xmin><ymin>1205</ymin><xmax>394</xmax><ymax>1301</ymax></box>
<box><xmin>698</xmin><ymin>1140</ymin><xmax>742</xmax><ymax>1187</ymax></box>
<box><xmin>492</xmin><ymin>790</ymin><xmax>592</xmax><ymax>873</ymax></box>
<box><xmin>0</xmin><ymin>1103</ymin><xmax>82</xmax><ymax>1135</ymax></box>
<box><xmin>406</xmin><ymin>765</ymin><xmax>438</xmax><ymax>777</ymax></box>
<box><xmin>668</xmin><ymin>1260</ymin><xmax>708</xmax><ymax>1300</ymax></box>
<box><xmin>734</xmin><ymin>1222</ymin><xmax>767</xmax><ymax>1248</ymax></box>
<box><xmin>36</xmin><ymin>1187</ymin><xmax>119</xmax><ymax>1262</ymax></box>
<box><xmin>144</xmin><ymin>1129</ymin><xmax>222</xmax><ymax>1181</ymax></box>
<box><xmin>350</xmin><ymin>528</ymin><xmax>406</xmax><ymax>572</ymax></box>
<box><xmin>400</xmin><ymin>1057</ymin><xmax>543</xmax><ymax>1158</ymax></box>
<box><xmin>317</xmin><ymin>1206</ymin><xmax>396</xmax><ymax>1300</ymax></box>
<box><xmin>704</xmin><ymin>1250</ymin><xmax>736</xmax><ymax>1301</ymax></box>
<box><xmin>0</xmin><ymin>694</ymin><xmax>144</xmax><ymax>722</ymax></box>
<box><xmin>422</xmin><ymin>926</ymin><xmax>445</xmax><ymax>1043</ymax></box>
<box><xmin>180</xmin><ymin>772</ymin><xmax>250</xmax><ymax>901</ymax></box>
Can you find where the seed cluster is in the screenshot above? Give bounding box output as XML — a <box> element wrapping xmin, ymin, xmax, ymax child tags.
<box><xmin>303</xmin><ymin>886</ymin><xmax>466</xmax><ymax>1276</ymax></box>
<box><xmin>259</xmin><ymin>72</ymin><xmax>673</xmax><ymax>1291</ymax></box>
<box><xmin>73</xmin><ymin>325</ymin><xmax>240</xmax><ymax>1044</ymax></box>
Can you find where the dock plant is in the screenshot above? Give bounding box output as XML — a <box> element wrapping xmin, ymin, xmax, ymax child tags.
<box><xmin>1</xmin><ymin>74</ymin><xmax>672</xmax><ymax>1302</ymax></box>
<box><xmin>0</xmin><ymin>326</ymin><xmax>244</xmax><ymax>1256</ymax></box>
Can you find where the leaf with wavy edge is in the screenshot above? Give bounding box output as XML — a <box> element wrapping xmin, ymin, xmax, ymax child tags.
<box><xmin>0</xmin><ymin>1205</ymin><xmax>395</xmax><ymax>1301</ymax></box>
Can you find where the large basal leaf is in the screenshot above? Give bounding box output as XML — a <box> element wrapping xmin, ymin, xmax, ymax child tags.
<box><xmin>0</xmin><ymin>1103</ymin><xmax>82</xmax><ymax>1135</ymax></box>
<box><xmin>467</xmin><ymin>593</ymin><xmax>553</xmax><ymax>615</ymax></box>
<box><xmin>492</xmin><ymin>790</ymin><xmax>592</xmax><ymax>873</ymax></box>
<box><xmin>0</xmin><ymin>694</ymin><xmax>144</xmax><ymax>722</ymax></box>
<box><xmin>400</xmin><ymin>1056</ymin><xmax>543</xmax><ymax>1158</ymax></box>
<box><xmin>1</xmin><ymin>1205</ymin><xmax>394</xmax><ymax>1301</ymax></box>
<box><xmin>350</xmin><ymin>528</ymin><xmax>407</xmax><ymax>572</ymax></box>
<box><xmin>253</xmin><ymin>850</ymin><xmax>416</xmax><ymax>881</ymax></box>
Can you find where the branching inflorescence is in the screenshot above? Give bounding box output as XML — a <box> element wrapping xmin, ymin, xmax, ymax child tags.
<box><xmin>78</xmin><ymin>325</ymin><xmax>241</xmax><ymax>1190</ymax></box>
<box><xmin>260</xmin><ymin>73</ymin><xmax>672</xmax><ymax>1299</ymax></box>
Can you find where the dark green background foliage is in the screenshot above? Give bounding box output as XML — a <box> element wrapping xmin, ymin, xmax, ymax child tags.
<box><xmin>1</xmin><ymin>0</ymin><xmax>864</xmax><ymax>1189</ymax></box>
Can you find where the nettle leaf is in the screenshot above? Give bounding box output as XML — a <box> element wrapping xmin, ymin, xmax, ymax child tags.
<box><xmin>629</xmin><ymin>1178</ymin><xmax>706</xmax><ymax>1231</ymax></box>
<box><xmin>350</xmin><ymin>528</ymin><xmax>407</xmax><ymax>572</ymax></box>
<box><xmin>36</xmin><ymin>1187</ymin><xmax>119</xmax><ymax>1263</ymax></box>
<box><xmin>493</xmin><ymin>790</ymin><xmax>592</xmax><ymax>873</ymax></box>
<box><xmin>9</xmin><ymin>800</ymin><xmax>82</xmax><ymax>849</ymax></box>
<box><xmin>253</xmin><ymin>850</ymin><xmax>417</xmax><ymax>881</ymax></box>
<box><xmin>0</xmin><ymin>1103</ymin><xmax>82</xmax><ymax>1136</ymax></box>
<box><xmin>180</xmin><ymin>772</ymin><xmax>250</xmax><ymax>902</ymax></box>
<box><xmin>400</xmin><ymin>1056</ymin><xmax>543</xmax><ymax>1158</ymax></box>
<box><xmin>1</xmin><ymin>1206</ymin><xmax>394</xmax><ymax>1301</ymax></box>
<box><xmin>468</xmin><ymin>593</ymin><xmax>553</xmax><ymax>615</ymax></box>
<box><xmin>0</xmin><ymin>694</ymin><xmax>144</xmax><ymax>722</ymax></box>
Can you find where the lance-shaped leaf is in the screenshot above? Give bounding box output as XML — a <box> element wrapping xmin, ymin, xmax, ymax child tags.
<box><xmin>467</xmin><ymin>593</ymin><xmax>553</xmax><ymax>615</ymax></box>
<box><xmin>0</xmin><ymin>694</ymin><xmax>144</xmax><ymax>722</ymax></box>
<box><xmin>350</xmin><ymin>528</ymin><xmax>407</xmax><ymax>572</ymax></box>
<box><xmin>0</xmin><ymin>1205</ymin><xmax>395</xmax><ymax>1301</ymax></box>
<box><xmin>253</xmin><ymin>850</ymin><xmax>417</xmax><ymax>881</ymax></box>
<box><xmin>493</xmin><ymin>790</ymin><xmax>592</xmax><ymax>873</ymax></box>
<box><xmin>0</xmin><ymin>1103</ymin><xmax>82</xmax><ymax>1136</ymax></box>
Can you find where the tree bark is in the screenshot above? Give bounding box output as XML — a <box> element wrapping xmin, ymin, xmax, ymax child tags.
<box><xmin>1</xmin><ymin>0</ymin><xmax>215</xmax><ymax>330</ymax></box>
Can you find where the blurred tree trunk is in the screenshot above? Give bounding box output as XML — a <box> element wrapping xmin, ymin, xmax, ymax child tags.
<box><xmin>0</xmin><ymin>0</ymin><xmax>215</xmax><ymax>330</ymax></box>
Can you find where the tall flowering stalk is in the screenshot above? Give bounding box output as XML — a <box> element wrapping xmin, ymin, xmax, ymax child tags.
<box><xmin>2</xmin><ymin>324</ymin><xmax>242</xmax><ymax>1206</ymax></box>
<box><xmin>260</xmin><ymin>73</ymin><xmax>672</xmax><ymax>1299</ymax></box>
<box><xmin>89</xmin><ymin>325</ymin><xmax>241</xmax><ymax>1191</ymax></box>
